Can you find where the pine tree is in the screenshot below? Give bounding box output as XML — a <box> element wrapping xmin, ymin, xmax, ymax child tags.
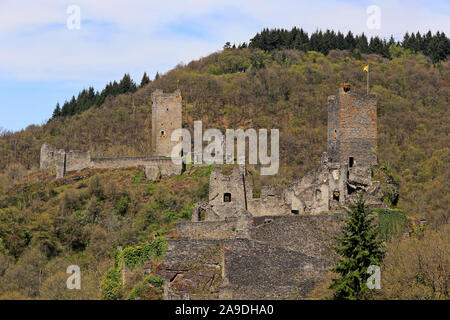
<box><xmin>52</xmin><ymin>102</ymin><xmax>61</xmax><ymax>118</ymax></box>
<box><xmin>140</xmin><ymin>72</ymin><xmax>150</xmax><ymax>87</ymax></box>
<box><xmin>330</xmin><ymin>193</ymin><xmax>385</xmax><ymax>300</ymax></box>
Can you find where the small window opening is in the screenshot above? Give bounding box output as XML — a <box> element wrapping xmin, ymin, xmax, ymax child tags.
<box><xmin>160</xmin><ymin>130</ymin><xmax>165</xmax><ymax>137</ymax></box>
<box><xmin>224</xmin><ymin>193</ymin><xmax>231</xmax><ymax>202</ymax></box>
<box><xmin>291</xmin><ymin>209</ymin><xmax>299</xmax><ymax>215</ymax></box>
<box><xmin>343</xmin><ymin>84</ymin><xmax>351</xmax><ymax>92</ymax></box>
<box><xmin>333</xmin><ymin>191</ymin><xmax>340</xmax><ymax>202</ymax></box>
<box><xmin>349</xmin><ymin>157</ymin><xmax>354</xmax><ymax>168</ymax></box>
<box><xmin>198</xmin><ymin>209</ymin><xmax>206</xmax><ymax>221</ymax></box>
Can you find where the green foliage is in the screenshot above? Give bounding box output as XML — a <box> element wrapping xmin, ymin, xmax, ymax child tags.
<box><xmin>114</xmin><ymin>196</ymin><xmax>130</xmax><ymax>216</ymax></box>
<box><xmin>53</xmin><ymin>73</ymin><xmax>138</xmax><ymax>119</ymax></box>
<box><xmin>140</xmin><ymin>72</ymin><xmax>150</xmax><ymax>87</ymax></box>
<box><xmin>113</xmin><ymin>248</ymin><xmax>123</xmax><ymax>269</ymax></box>
<box><xmin>101</xmin><ymin>267</ymin><xmax>123</xmax><ymax>300</ymax></box>
<box><xmin>330</xmin><ymin>194</ymin><xmax>385</xmax><ymax>300</ymax></box>
<box><xmin>127</xmin><ymin>274</ymin><xmax>164</xmax><ymax>300</ymax></box>
<box><xmin>247</xmin><ymin>28</ymin><xmax>449</xmax><ymax>62</ymax></box>
<box><xmin>133</xmin><ymin>171</ymin><xmax>143</xmax><ymax>184</ymax></box>
<box><xmin>373</xmin><ymin>209</ymin><xmax>407</xmax><ymax>241</ymax></box>
<box><xmin>122</xmin><ymin>237</ymin><xmax>168</xmax><ymax>270</ymax></box>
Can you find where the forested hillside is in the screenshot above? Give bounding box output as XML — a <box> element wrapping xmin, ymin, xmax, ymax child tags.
<box><xmin>0</xmin><ymin>35</ymin><xmax>448</xmax><ymax>299</ymax></box>
<box><xmin>1</xmin><ymin>45</ymin><xmax>448</xmax><ymax>224</ymax></box>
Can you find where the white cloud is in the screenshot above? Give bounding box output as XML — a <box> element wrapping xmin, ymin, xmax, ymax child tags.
<box><xmin>0</xmin><ymin>0</ymin><xmax>448</xmax><ymax>82</ymax></box>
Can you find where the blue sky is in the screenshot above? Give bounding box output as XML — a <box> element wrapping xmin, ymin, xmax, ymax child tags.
<box><xmin>0</xmin><ymin>0</ymin><xmax>449</xmax><ymax>131</ymax></box>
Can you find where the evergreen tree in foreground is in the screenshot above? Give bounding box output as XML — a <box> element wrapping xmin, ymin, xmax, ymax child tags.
<box><xmin>330</xmin><ymin>193</ymin><xmax>385</xmax><ymax>300</ymax></box>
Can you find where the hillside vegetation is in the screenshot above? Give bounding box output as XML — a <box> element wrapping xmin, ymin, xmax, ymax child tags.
<box><xmin>0</xmin><ymin>44</ymin><xmax>448</xmax><ymax>299</ymax></box>
<box><xmin>1</xmin><ymin>46</ymin><xmax>448</xmax><ymax>224</ymax></box>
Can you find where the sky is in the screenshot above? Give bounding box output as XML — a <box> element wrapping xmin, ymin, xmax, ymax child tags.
<box><xmin>0</xmin><ymin>0</ymin><xmax>449</xmax><ymax>132</ymax></box>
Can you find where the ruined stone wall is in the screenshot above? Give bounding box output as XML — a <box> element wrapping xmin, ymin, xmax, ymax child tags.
<box><xmin>151</xmin><ymin>89</ymin><xmax>182</xmax><ymax>157</ymax></box>
<box><xmin>283</xmin><ymin>164</ymin><xmax>330</xmax><ymax>214</ymax></box>
<box><xmin>176</xmin><ymin>217</ymin><xmax>250</xmax><ymax>239</ymax></box>
<box><xmin>65</xmin><ymin>150</ymin><xmax>91</xmax><ymax>172</ymax></box>
<box><xmin>40</xmin><ymin>143</ymin><xmax>57</xmax><ymax>170</ymax></box>
<box><xmin>40</xmin><ymin>143</ymin><xmax>66</xmax><ymax>178</ymax></box>
<box><xmin>328</xmin><ymin>84</ymin><xmax>377</xmax><ymax>167</ymax></box>
<box><xmin>156</xmin><ymin>238</ymin><xmax>332</xmax><ymax>300</ymax></box>
<box><xmin>40</xmin><ymin>143</ymin><xmax>182</xmax><ymax>180</ymax></box>
<box><xmin>249</xmin><ymin>215</ymin><xmax>343</xmax><ymax>261</ymax></box>
<box><xmin>247</xmin><ymin>196</ymin><xmax>288</xmax><ymax>216</ymax></box>
<box><xmin>90</xmin><ymin>156</ymin><xmax>181</xmax><ymax>178</ymax></box>
<box><xmin>220</xmin><ymin>238</ymin><xmax>332</xmax><ymax>299</ymax></box>
<box><xmin>209</xmin><ymin>166</ymin><xmax>252</xmax><ymax>210</ymax></box>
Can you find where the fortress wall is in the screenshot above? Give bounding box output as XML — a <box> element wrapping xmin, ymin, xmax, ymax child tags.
<box><xmin>151</xmin><ymin>239</ymin><xmax>224</xmax><ymax>299</ymax></box>
<box><xmin>220</xmin><ymin>238</ymin><xmax>332</xmax><ymax>299</ymax></box>
<box><xmin>284</xmin><ymin>165</ymin><xmax>331</xmax><ymax>214</ymax></box>
<box><xmin>155</xmin><ymin>238</ymin><xmax>332</xmax><ymax>300</ymax></box>
<box><xmin>249</xmin><ymin>215</ymin><xmax>344</xmax><ymax>261</ymax></box>
<box><xmin>89</xmin><ymin>157</ymin><xmax>182</xmax><ymax>178</ymax></box>
<box><xmin>176</xmin><ymin>217</ymin><xmax>249</xmax><ymax>239</ymax></box>
<box><xmin>40</xmin><ymin>143</ymin><xmax>57</xmax><ymax>170</ymax></box>
<box><xmin>247</xmin><ymin>196</ymin><xmax>289</xmax><ymax>216</ymax></box>
<box><xmin>65</xmin><ymin>150</ymin><xmax>91</xmax><ymax>172</ymax></box>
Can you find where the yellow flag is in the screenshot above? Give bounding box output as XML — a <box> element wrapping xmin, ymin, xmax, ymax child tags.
<box><xmin>363</xmin><ymin>65</ymin><xmax>369</xmax><ymax>72</ymax></box>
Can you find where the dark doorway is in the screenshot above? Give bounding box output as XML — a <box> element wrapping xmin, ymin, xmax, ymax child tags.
<box><xmin>333</xmin><ymin>191</ymin><xmax>340</xmax><ymax>202</ymax></box>
<box><xmin>224</xmin><ymin>193</ymin><xmax>231</xmax><ymax>202</ymax></box>
<box><xmin>349</xmin><ymin>157</ymin><xmax>354</xmax><ymax>168</ymax></box>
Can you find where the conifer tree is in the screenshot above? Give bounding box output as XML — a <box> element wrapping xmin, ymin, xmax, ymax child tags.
<box><xmin>330</xmin><ymin>193</ymin><xmax>385</xmax><ymax>300</ymax></box>
<box><xmin>52</xmin><ymin>102</ymin><xmax>61</xmax><ymax>118</ymax></box>
<box><xmin>140</xmin><ymin>72</ymin><xmax>150</xmax><ymax>87</ymax></box>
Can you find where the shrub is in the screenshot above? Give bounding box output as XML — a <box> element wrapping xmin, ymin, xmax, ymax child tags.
<box><xmin>100</xmin><ymin>268</ymin><xmax>123</xmax><ymax>300</ymax></box>
<box><xmin>122</xmin><ymin>237</ymin><xmax>168</xmax><ymax>270</ymax></box>
<box><xmin>127</xmin><ymin>274</ymin><xmax>164</xmax><ymax>300</ymax></box>
<box><xmin>114</xmin><ymin>196</ymin><xmax>130</xmax><ymax>216</ymax></box>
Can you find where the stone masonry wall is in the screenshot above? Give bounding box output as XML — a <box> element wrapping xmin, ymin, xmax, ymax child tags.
<box><xmin>209</xmin><ymin>166</ymin><xmax>252</xmax><ymax>210</ymax></box>
<box><xmin>176</xmin><ymin>217</ymin><xmax>250</xmax><ymax>239</ymax></box>
<box><xmin>151</xmin><ymin>89</ymin><xmax>182</xmax><ymax>157</ymax></box>
<box><xmin>249</xmin><ymin>215</ymin><xmax>344</xmax><ymax>261</ymax></box>
<box><xmin>328</xmin><ymin>84</ymin><xmax>377</xmax><ymax>167</ymax></box>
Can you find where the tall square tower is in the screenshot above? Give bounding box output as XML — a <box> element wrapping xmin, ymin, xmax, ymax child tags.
<box><xmin>327</xmin><ymin>83</ymin><xmax>377</xmax><ymax>168</ymax></box>
<box><xmin>151</xmin><ymin>89</ymin><xmax>182</xmax><ymax>157</ymax></box>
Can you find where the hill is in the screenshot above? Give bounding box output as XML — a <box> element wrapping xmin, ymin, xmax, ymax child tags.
<box><xmin>0</xmin><ymin>45</ymin><xmax>448</xmax><ymax>299</ymax></box>
<box><xmin>1</xmin><ymin>47</ymin><xmax>448</xmax><ymax>224</ymax></box>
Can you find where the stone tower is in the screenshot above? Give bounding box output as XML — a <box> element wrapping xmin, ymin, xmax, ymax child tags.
<box><xmin>151</xmin><ymin>89</ymin><xmax>182</xmax><ymax>157</ymax></box>
<box><xmin>327</xmin><ymin>83</ymin><xmax>377</xmax><ymax>169</ymax></box>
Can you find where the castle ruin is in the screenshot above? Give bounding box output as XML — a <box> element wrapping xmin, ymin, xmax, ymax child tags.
<box><xmin>40</xmin><ymin>84</ymin><xmax>387</xmax><ymax>299</ymax></box>
<box><xmin>153</xmin><ymin>84</ymin><xmax>386</xmax><ymax>299</ymax></box>
<box><xmin>40</xmin><ymin>89</ymin><xmax>183</xmax><ymax>180</ymax></box>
